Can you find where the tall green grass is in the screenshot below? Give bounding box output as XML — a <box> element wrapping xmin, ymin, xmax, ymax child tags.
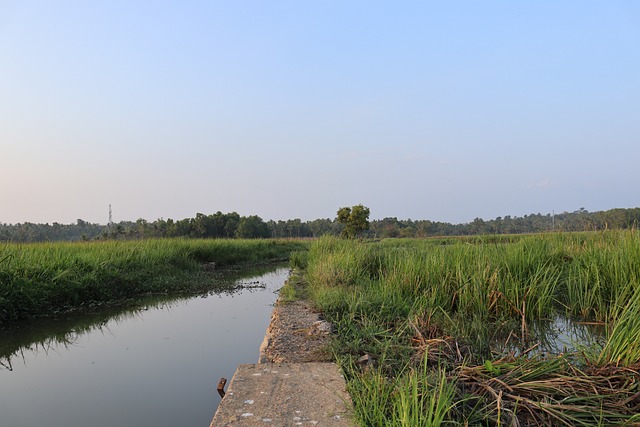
<box><xmin>0</xmin><ymin>238</ymin><xmax>307</xmax><ymax>323</ymax></box>
<box><xmin>348</xmin><ymin>358</ymin><xmax>458</xmax><ymax>427</ymax></box>
<box><xmin>595</xmin><ymin>288</ymin><xmax>640</xmax><ymax>367</ymax></box>
<box><xmin>304</xmin><ymin>231</ymin><xmax>640</xmax><ymax>425</ymax></box>
<box><xmin>562</xmin><ymin>231</ymin><xmax>640</xmax><ymax>321</ymax></box>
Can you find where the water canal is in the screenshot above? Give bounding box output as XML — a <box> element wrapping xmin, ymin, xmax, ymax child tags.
<box><xmin>0</xmin><ymin>266</ymin><xmax>289</xmax><ymax>427</ymax></box>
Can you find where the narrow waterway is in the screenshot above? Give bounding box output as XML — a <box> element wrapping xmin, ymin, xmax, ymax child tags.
<box><xmin>0</xmin><ymin>266</ymin><xmax>289</xmax><ymax>427</ymax></box>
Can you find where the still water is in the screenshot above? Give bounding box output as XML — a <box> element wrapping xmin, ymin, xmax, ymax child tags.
<box><xmin>0</xmin><ymin>266</ymin><xmax>289</xmax><ymax>427</ymax></box>
<box><xmin>494</xmin><ymin>315</ymin><xmax>606</xmax><ymax>358</ymax></box>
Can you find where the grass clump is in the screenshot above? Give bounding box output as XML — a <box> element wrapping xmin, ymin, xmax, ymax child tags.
<box><xmin>348</xmin><ymin>359</ymin><xmax>458</xmax><ymax>427</ymax></box>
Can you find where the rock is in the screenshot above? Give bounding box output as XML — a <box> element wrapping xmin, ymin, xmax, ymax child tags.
<box><xmin>312</xmin><ymin>320</ymin><xmax>335</xmax><ymax>334</ymax></box>
<box><xmin>357</xmin><ymin>354</ymin><xmax>375</xmax><ymax>368</ymax></box>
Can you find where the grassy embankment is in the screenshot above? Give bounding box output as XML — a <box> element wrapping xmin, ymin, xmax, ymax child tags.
<box><xmin>298</xmin><ymin>232</ymin><xmax>640</xmax><ymax>426</ymax></box>
<box><xmin>0</xmin><ymin>238</ymin><xmax>307</xmax><ymax>324</ymax></box>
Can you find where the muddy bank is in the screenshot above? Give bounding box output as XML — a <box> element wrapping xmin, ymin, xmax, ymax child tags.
<box><xmin>259</xmin><ymin>298</ymin><xmax>334</xmax><ymax>363</ymax></box>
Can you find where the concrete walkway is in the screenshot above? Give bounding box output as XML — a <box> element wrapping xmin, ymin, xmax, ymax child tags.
<box><xmin>211</xmin><ymin>362</ymin><xmax>352</xmax><ymax>426</ymax></box>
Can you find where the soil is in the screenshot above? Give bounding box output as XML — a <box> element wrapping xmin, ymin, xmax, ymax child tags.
<box><xmin>259</xmin><ymin>299</ymin><xmax>335</xmax><ymax>363</ymax></box>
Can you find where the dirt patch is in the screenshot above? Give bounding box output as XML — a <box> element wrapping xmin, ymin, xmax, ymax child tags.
<box><xmin>259</xmin><ymin>299</ymin><xmax>334</xmax><ymax>363</ymax></box>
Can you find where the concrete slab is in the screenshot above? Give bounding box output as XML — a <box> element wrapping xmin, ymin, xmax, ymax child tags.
<box><xmin>211</xmin><ymin>362</ymin><xmax>353</xmax><ymax>426</ymax></box>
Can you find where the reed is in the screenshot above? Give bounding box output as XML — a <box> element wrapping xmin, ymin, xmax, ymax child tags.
<box><xmin>595</xmin><ymin>288</ymin><xmax>640</xmax><ymax>367</ymax></box>
<box><xmin>304</xmin><ymin>232</ymin><xmax>640</xmax><ymax>425</ymax></box>
<box><xmin>346</xmin><ymin>357</ymin><xmax>458</xmax><ymax>427</ymax></box>
<box><xmin>0</xmin><ymin>238</ymin><xmax>306</xmax><ymax>323</ymax></box>
<box><xmin>562</xmin><ymin>230</ymin><xmax>640</xmax><ymax>321</ymax></box>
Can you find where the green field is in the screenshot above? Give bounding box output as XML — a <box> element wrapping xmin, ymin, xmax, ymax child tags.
<box><xmin>0</xmin><ymin>238</ymin><xmax>307</xmax><ymax>324</ymax></box>
<box><xmin>300</xmin><ymin>231</ymin><xmax>640</xmax><ymax>426</ymax></box>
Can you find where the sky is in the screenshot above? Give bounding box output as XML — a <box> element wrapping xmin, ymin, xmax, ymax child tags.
<box><xmin>1</xmin><ymin>1</ymin><xmax>639</xmax><ymax>225</ymax></box>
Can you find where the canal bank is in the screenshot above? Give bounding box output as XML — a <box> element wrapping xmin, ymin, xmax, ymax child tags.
<box><xmin>211</xmin><ymin>286</ymin><xmax>353</xmax><ymax>425</ymax></box>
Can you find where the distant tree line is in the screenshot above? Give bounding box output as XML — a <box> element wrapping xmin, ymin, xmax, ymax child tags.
<box><xmin>1</xmin><ymin>207</ymin><xmax>639</xmax><ymax>243</ymax></box>
<box><xmin>368</xmin><ymin>207</ymin><xmax>640</xmax><ymax>238</ymax></box>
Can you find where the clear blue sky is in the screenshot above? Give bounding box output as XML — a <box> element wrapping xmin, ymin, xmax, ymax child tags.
<box><xmin>1</xmin><ymin>1</ymin><xmax>639</xmax><ymax>225</ymax></box>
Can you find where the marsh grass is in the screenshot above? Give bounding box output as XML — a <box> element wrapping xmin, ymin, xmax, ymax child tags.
<box><xmin>563</xmin><ymin>231</ymin><xmax>640</xmax><ymax>322</ymax></box>
<box><xmin>595</xmin><ymin>289</ymin><xmax>640</xmax><ymax>367</ymax></box>
<box><xmin>305</xmin><ymin>232</ymin><xmax>640</xmax><ymax>425</ymax></box>
<box><xmin>347</xmin><ymin>356</ymin><xmax>458</xmax><ymax>427</ymax></box>
<box><xmin>0</xmin><ymin>238</ymin><xmax>306</xmax><ymax>323</ymax></box>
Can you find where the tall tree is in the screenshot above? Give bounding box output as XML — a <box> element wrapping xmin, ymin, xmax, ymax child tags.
<box><xmin>337</xmin><ymin>204</ymin><xmax>370</xmax><ymax>238</ymax></box>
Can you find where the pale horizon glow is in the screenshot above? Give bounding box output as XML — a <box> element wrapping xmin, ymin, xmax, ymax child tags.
<box><xmin>1</xmin><ymin>1</ymin><xmax>639</xmax><ymax>225</ymax></box>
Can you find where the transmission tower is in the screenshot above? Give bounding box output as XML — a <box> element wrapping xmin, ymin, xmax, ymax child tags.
<box><xmin>108</xmin><ymin>204</ymin><xmax>113</xmax><ymax>226</ymax></box>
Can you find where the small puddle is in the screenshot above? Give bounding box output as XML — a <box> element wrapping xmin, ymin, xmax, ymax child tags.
<box><xmin>0</xmin><ymin>266</ymin><xmax>289</xmax><ymax>427</ymax></box>
<box><xmin>493</xmin><ymin>315</ymin><xmax>606</xmax><ymax>357</ymax></box>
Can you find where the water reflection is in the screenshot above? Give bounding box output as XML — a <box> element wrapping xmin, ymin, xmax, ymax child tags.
<box><xmin>0</xmin><ymin>265</ymin><xmax>289</xmax><ymax>427</ymax></box>
<box><xmin>1</xmin><ymin>308</ymin><xmax>137</xmax><ymax>371</ymax></box>
<box><xmin>494</xmin><ymin>315</ymin><xmax>606</xmax><ymax>358</ymax></box>
<box><xmin>0</xmin><ymin>265</ymin><xmax>281</xmax><ymax>370</ymax></box>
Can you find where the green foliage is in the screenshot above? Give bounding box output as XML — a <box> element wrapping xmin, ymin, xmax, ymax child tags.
<box><xmin>235</xmin><ymin>215</ymin><xmax>271</xmax><ymax>239</ymax></box>
<box><xmin>595</xmin><ymin>289</ymin><xmax>640</xmax><ymax>367</ymax></box>
<box><xmin>2</xmin><ymin>206</ymin><xmax>640</xmax><ymax>242</ymax></box>
<box><xmin>337</xmin><ymin>204</ymin><xmax>371</xmax><ymax>238</ymax></box>
<box><xmin>0</xmin><ymin>239</ymin><xmax>307</xmax><ymax>324</ymax></box>
<box><xmin>289</xmin><ymin>250</ymin><xmax>309</xmax><ymax>269</ymax></box>
<box><xmin>348</xmin><ymin>360</ymin><xmax>458</xmax><ymax>427</ymax></box>
<box><xmin>303</xmin><ymin>232</ymin><xmax>640</xmax><ymax>425</ymax></box>
<box><xmin>277</xmin><ymin>269</ymin><xmax>309</xmax><ymax>304</ymax></box>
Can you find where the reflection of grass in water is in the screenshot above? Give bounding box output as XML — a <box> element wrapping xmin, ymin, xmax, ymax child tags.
<box><xmin>493</xmin><ymin>315</ymin><xmax>606</xmax><ymax>358</ymax></box>
<box><xmin>0</xmin><ymin>309</ymin><xmax>129</xmax><ymax>371</ymax></box>
<box><xmin>0</xmin><ymin>264</ymin><xmax>287</xmax><ymax>371</ymax></box>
